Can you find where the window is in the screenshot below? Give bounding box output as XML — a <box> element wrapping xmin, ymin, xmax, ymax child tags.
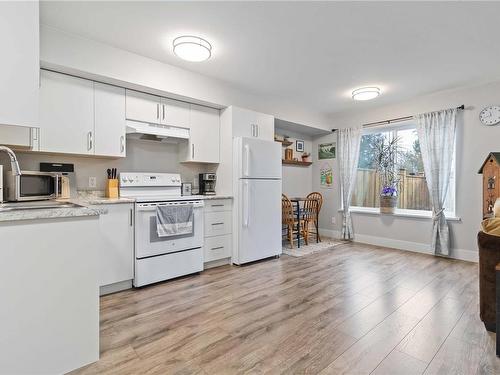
<box><xmin>351</xmin><ymin>121</ymin><xmax>456</xmax><ymax>215</ymax></box>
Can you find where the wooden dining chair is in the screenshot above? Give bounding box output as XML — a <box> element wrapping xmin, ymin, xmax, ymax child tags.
<box><xmin>282</xmin><ymin>194</ymin><xmax>307</xmax><ymax>248</ymax></box>
<box><xmin>306</xmin><ymin>192</ymin><xmax>323</xmax><ymax>242</ymax></box>
<box><xmin>302</xmin><ymin>197</ymin><xmax>319</xmax><ymax>245</ymax></box>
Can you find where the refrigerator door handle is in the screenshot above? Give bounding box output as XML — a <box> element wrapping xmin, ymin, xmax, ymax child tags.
<box><xmin>244</xmin><ymin>144</ymin><xmax>250</xmax><ymax>177</ymax></box>
<box><xmin>243</xmin><ymin>180</ymin><xmax>249</xmax><ymax>227</ymax></box>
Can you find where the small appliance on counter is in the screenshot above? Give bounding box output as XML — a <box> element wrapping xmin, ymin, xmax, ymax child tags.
<box><xmin>4</xmin><ymin>170</ymin><xmax>58</xmax><ymax>202</ymax></box>
<box><xmin>199</xmin><ymin>173</ymin><xmax>216</xmax><ymax>195</ymax></box>
<box><xmin>40</xmin><ymin>163</ymin><xmax>77</xmax><ymax>199</ymax></box>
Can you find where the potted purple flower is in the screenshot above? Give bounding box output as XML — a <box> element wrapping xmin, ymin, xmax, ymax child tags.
<box><xmin>375</xmin><ymin>137</ymin><xmax>400</xmax><ymax>214</ymax></box>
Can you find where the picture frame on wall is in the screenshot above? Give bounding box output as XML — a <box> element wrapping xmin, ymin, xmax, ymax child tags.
<box><xmin>296</xmin><ymin>140</ymin><xmax>304</xmax><ymax>152</ymax></box>
<box><xmin>318</xmin><ymin>142</ymin><xmax>336</xmax><ymax>160</ymax></box>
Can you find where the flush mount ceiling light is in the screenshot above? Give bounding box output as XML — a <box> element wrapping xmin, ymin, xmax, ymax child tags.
<box><xmin>352</xmin><ymin>87</ymin><xmax>381</xmax><ymax>101</ymax></box>
<box><xmin>173</xmin><ymin>35</ymin><xmax>212</xmax><ymax>62</ymax></box>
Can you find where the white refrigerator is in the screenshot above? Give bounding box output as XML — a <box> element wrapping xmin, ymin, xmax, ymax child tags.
<box><xmin>232</xmin><ymin>137</ymin><xmax>282</xmax><ymax>265</ymax></box>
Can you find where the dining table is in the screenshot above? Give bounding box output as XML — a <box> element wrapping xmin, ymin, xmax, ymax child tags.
<box><xmin>289</xmin><ymin>197</ymin><xmax>320</xmax><ymax>248</ymax></box>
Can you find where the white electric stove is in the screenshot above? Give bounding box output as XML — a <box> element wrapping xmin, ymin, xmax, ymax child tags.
<box><xmin>120</xmin><ymin>172</ymin><xmax>204</xmax><ymax>287</ymax></box>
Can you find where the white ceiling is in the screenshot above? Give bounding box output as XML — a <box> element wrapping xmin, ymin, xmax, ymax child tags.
<box><xmin>40</xmin><ymin>1</ymin><xmax>500</xmax><ymax>117</ymax></box>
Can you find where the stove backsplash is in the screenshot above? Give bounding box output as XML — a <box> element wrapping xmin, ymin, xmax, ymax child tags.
<box><xmin>6</xmin><ymin>140</ymin><xmax>216</xmax><ymax>191</ymax></box>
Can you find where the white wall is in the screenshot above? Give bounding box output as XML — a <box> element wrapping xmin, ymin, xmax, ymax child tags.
<box><xmin>319</xmin><ymin>80</ymin><xmax>500</xmax><ymax>261</ymax></box>
<box><xmin>3</xmin><ymin>140</ymin><xmax>214</xmax><ymax>192</ymax></box>
<box><xmin>40</xmin><ymin>25</ymin><xmax>330</xmax><ymax>131</ymax></box>
<box><xmin>276</xmin><ymin>128</ymin><xmax>313</xmax><ymax>198</ymax></box>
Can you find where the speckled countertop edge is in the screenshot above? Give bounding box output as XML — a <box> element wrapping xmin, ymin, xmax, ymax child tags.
<box><xmin>0</xmin><ymin>205</ymin><xmax>104</xmax><ymax>223</ymax></box>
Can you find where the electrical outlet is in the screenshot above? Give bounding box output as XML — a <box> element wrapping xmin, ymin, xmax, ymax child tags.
<box><xmin>88</xmin><ymin>176</ymin><xmax>97</xmax><ymax>188</ymax></box>
<box><xmin>331</xmin><ymin>217</ymin><xmax>336</xmax><ymax>225</ymax></box>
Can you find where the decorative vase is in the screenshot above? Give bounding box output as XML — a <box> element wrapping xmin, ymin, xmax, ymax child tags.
<box><xmin>380</xmin><ymin>195</ymin><xmax>397</xmax><ymax>214</ymax></box>
<box><xmin>285</xmin><ymin>148</ymin><xmax>293</xmax><ymax>160</ymax></box>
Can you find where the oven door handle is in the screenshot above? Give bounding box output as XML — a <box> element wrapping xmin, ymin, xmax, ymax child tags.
<box><xmin>136</xmin><ymin>203</ymin><xmax>204</xmax><ymax>211</ymax></box>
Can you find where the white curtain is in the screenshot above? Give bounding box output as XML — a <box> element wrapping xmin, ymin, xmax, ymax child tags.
<box><xmin>414</xmin><ymin>108</ymin><xmax>457</xmax><ymax>256</ymax></box>
<box><xmin>338</xmin><ymin>127</ymin><xmax>362</xmax><ymax>240</ymax></box>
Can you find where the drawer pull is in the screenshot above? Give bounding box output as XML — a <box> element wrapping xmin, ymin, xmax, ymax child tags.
<box><xmin>210</xmin><ymin>246</ymin><xmax>224</xmax><ymax>250</ymax></box>
<box><xmin>211</xmin><ymin>204</ymin><xmax>224</xmax><ymax>207</ymax></box>
<box><xmin>211</xmin><ymin>222</ymin><xmax>224</xmax><ymax>226</ymax></box>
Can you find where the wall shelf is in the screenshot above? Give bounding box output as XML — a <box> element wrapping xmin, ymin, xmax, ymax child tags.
<box><xmin>275</xmin><ymin>139</ymin><xmax>293</xmax><ymax>147</ymax></box>
<box><xmin>282</xmin><ymin>159</ymin><xmax>312</xmax><ymax>166</ymax></box>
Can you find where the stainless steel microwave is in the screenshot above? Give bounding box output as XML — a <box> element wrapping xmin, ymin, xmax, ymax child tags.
<box><xmin>3</xmin><ymin>170</ymin><xmax>58</xmax><ymax>202</ymax></box>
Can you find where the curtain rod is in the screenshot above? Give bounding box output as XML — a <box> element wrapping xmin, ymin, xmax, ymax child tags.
<box><xmin>331</xmin><ymin>104</ymin><xmax>465</xmax><ymax>132</ymax></box>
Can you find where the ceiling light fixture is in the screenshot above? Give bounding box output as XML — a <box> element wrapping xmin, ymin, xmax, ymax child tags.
<box><xmin>173</xmin><ymin>35</ymin><xmax>212</xmax><ymax>62</ymax></box>
<box><xmin>352</xmin><ymin>87</ymin><xmax>381</xmax><ymax>101</ymax></box>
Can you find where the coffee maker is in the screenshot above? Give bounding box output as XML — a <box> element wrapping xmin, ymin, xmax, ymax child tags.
<box><xmin>199</xmin><ymin>173</ymin><xmax>216</xmax><ymax>195</ymax></box>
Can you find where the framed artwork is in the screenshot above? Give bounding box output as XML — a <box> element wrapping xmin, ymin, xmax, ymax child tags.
<box><xmin>318</xmin><ymin>142</ymin><xmax>336</xmax><ymax>160</ymax></box>
<box><xmin>320</xmin><ymin>162</ymin><xmax>333</xmax><ymax>189</ymax></box>
<box><xmin>296</xmin><ymin>140</ymin><xmax>304</xmax><ymax>152</ymax></box>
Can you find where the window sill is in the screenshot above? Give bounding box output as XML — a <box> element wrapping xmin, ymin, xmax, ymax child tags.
<box><xmin>339</xmin><ymin>206</ymin><xmax>461</xmax><ymax>222</ymax></box>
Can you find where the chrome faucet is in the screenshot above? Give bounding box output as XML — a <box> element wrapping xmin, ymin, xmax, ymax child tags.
<box><xmin>0</xmin><ymin>146</ymin><xmax>21</xmax><ymax>176</ymax></box>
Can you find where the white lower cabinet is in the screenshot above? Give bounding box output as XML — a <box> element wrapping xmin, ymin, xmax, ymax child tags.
<box><xmin>204</xmin><ymin>235</ymin><xmax>232</xmax><ymax>262</ymax></box>
<box><xmin>92</xmin><ymin>203</ymin><xmax>134</xmax><ymax>292</ymax></box>
<box><xmin>203</xmin><ymin>198</ymin><xmax>232</xmax><ymax>267</ymax></box>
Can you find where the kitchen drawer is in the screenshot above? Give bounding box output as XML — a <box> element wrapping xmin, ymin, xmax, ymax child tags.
<box><xmin>204</xmin><ymin>199</ymin><xmax>232</xmax><ymax>213</ymax></box>
<box><xmin>204</xmin><ymin>211</ymin><xmax>232</xmax><ymax>237</ymax></box>
<box><xmin>204</xmin><ymin>235</ymin><xmax>232</xmax><ymax>262</ymax></box>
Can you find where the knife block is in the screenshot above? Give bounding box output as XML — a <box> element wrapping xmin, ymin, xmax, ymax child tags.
<box><xmin>106</xmin><ymin>179</ymin><xmax>119</xmax><ymax>198</ymax></box>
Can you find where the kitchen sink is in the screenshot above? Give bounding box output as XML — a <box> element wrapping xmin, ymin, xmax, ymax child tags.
<box><xmin>0</xmin><ymin>201</ymin><xmax>85</xmax><ymax>212</ymax></box>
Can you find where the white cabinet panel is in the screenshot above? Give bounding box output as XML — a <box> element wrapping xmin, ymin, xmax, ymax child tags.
<box><xmin>125</xmin><ymin>89</ymin><xmax>161</xmax><ymax>125</ymax></box>
<box><xmin>232</xmin><ymin>106</ymin><xmax>255</xmax><ymax>138</ymax></box>
<box><xmin>0</xmin><ymin>1</ymin><xmax>39</xmax><ymax>128</ymax></box>
<box><xmin>39</xmin><ymin>70</ymin><xmax>94</xmax><ymax>155</ymax></box>
<box><xmin>204</xmin><ymin>211</ymin><xmax>232</xmax><ymax>237</ymax></box>
<box><xmin>161</xmin><ymin>98</ymin><xmax>190</xmax><ymax>128</ymax></box>
<box><xmin>232</xmin><ymin>106</ymin><xmax>274</xmax><ymax>140</ymax></box>
<box><xmin>94</xmin><ymin>83</ymin><xmax>126</xmax><ymax>157</ymax></box>
<box><xmin>204</xmin><ymin>235</ymin><xmax>232</xmax><ymax>262</ymax></box>
<box><xmin>0</xmin><ymin>124</ymin><xmax>38</xmax><ymax>150</ymax></box>
<box><xmin>204</xmin><ymin>199</ymin><xmax>233</xmax><ymax>213</ymax></box>
<box><xmin>94</xmin><ymin>204</ymin><xmax>134</xmax><ymax>287</ymax></box>
<box><xmin>180</xmin><ymin>104</ymin><xmax>220</xmax><ymax>163</ymax></box>
<box><xmin>254</xmin><ymin>111</ymin><xmax>274</xmax><ymax>140</ymax></box>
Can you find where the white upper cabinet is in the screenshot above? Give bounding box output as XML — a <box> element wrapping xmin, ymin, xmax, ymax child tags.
<box><xmin>0</xmin><ymin>1</ymin><xmax>39</xmax><ymax>129</ymax></box>
<box><xmin>39</xmin><ymin>70</ymin><xmax>94</xmax><ymax>155</ymax></box>
<box><xmin>161</xmin><ymin>98</ymin><xmax>190</xmax><ymax>128</ymax></box>
<box><xmin>125</xmin><ymin>90</ymin><xmax>162</xmax><ymax>125</ymax></box>
<box><xmin>0</xmin><ymin>125</ymin><xmax>39</xmax><ymax>151</ymax></box>
<box><xmin>126</xmin><ymin>90</ymin><xmax>191</xmax><ymax>128</ymax></box>
<box><xmin>180</xmin><ymin>105</ymin><xmax>220</xmax><ymax>163</ymax></box>
<box><xmin>94</xmin><ymin>83</ymin><xmax>126</xmax><ymax>157</ymax></box>
<box><xmin>231</xmin><ymin>106</ymin><xmax>274</xmax><ymax>140</ymax></box>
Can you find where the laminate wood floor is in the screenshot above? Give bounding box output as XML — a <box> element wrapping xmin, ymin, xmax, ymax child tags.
<box><xmin>70</xmin><ymin>242</ymin><xmax>499</xmax><ymax>375</ymax></box>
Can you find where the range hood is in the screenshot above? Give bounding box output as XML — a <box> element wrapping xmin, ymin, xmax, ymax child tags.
<box><xmin>126</xmin><ymin>120</ymin><xmax>190</xmax><ymax>142</ymax></box>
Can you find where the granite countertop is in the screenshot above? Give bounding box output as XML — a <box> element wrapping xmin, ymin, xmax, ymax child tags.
<box><xmin>75</xmin><ymin>191</ymin><xmax>136</xmax><ymax>205</ymax></box>
<box><xmin>0</xmin><ymin>201</ymin><xmax>104</xmax><ymax>223</ymax></box>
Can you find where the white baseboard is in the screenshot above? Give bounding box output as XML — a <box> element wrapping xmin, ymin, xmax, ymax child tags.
<box><xmin>319</xmin><ymin>228</ymin><xmax>478</xmax><ymax>263</ymax></box>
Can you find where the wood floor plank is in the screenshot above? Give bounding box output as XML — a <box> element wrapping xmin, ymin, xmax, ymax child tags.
<box><xmin>69</xmin><ymin>243</ymin><xmax>495</xmax><ymax>375</ymax></box>
<box><xmin>396</xmin><ymin>297</ymin><xmax>470</xmax><ymax>363</ymax></box>
<box><xmin>371</xmin><ymin>349</ymin><xmax>427</xmax><ymax>375</ymax></box>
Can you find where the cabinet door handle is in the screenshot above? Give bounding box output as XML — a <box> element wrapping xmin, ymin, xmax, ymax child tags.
<box><xmin>251</xmin><ymin>124</ymin><xmax>255</xmax><ymax>137</ymax></box>
<box><xmin>256</xmin><ymin>124</ymin><xmax>259</xmax><ymax>138</ymax></box>
<box><xmin>129</xmin><ymin>208</ymin><xmax>133</xmax><ymax>226</ymax></box>
<box><xmin>211</xmin><ymin>222</ymin><xmax>224</xmax><ymax>226</ymax></box>
<box><xmin>192</xmin><ymin>144</ymin><xmax>195</xmax><ymax>159</ymax></box>
<box><xmin>156</xmin><ymin>103</ymin><xmax>160</xmax><ymax>119</ymax></box>
<box><xmin>210</xmin><ymin>246</ymin><xmax>224</xmax><ymax>251</ymax></box>
<box><xmin>87</xmin><ymin>131</ymin><xmax>93</xmax><ymax>150</ymax></box>
<box><xmin>120</xmin><ymin>135</ymin><xmax>125</xmax><ymax>153</ymax></box>
<box><xmin>211</xmin><ymin>204</ymin><xmax>224</xmax><ymax>207</ymax></box>
<box><xmin>162</xmin><ymin>104</ymin><xmax>165</xmax><ymax>120</ymax></box>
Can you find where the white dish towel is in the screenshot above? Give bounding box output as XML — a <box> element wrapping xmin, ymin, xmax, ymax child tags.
<box><xmin>156</xmin><ymin>204</ymin><xmax>194</xmax><ymax>237</ymax></box>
